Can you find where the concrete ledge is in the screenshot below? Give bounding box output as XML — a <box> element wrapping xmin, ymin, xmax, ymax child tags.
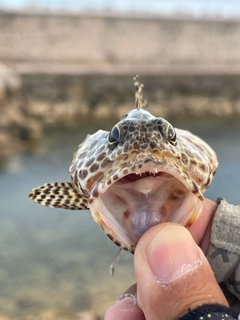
<box><xmin>14</xmin><ymin>63</ymin><xmax>240</xmax><ymax>76</ymax></box>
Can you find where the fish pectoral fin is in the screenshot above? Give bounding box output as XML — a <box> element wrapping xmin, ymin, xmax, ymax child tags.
<box><xmin>29</xmin><ymin>182</ymin><xmax>88</xmax><ymax>210</ymax></box>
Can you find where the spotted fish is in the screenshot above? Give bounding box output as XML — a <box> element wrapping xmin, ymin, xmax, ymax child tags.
<box><xmin>29</xmin><ymin>78</ymin><xmax>218</xmax><ymax>254</ymax></box>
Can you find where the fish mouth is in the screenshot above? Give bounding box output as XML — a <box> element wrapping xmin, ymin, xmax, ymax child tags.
<box><xmin>89</xmin><ymin>162</ymin><xmax>203</xmax><ymax>250</ymax></box>
<box><xmin>117</xmin><ymin>171</ymin><xmax>166</xmax><ymax>183</ymax></box>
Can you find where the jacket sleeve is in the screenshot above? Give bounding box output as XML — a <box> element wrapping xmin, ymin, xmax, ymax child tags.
<box><xmin>207</xmin><ymin>199</ymin><xmax>240</xmax><ymax>307</ymax></box>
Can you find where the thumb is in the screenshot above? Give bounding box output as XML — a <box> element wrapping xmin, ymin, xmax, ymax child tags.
<box><xmin>135</xmin><ymin>223</ymin><xmax>228</xmax><ymax>320</ymax></box>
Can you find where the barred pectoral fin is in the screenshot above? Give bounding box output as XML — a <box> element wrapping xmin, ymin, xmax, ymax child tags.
<box><xmin>29</xmin><ymin>182</ymin><xmax>89</xmax><ymax>210</ymax></box>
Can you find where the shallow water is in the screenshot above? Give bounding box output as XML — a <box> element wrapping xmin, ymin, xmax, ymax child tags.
<box><xmin>0</xmin><ymin>117</ymin><xmax>240</xmax><ymax>319</ymax></box>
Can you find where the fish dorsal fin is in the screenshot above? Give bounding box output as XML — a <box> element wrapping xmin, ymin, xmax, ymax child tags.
<box><xmin>29</xmin><ymin>182</ymin><xmax>88</xmax><ymax>210</ymax></box>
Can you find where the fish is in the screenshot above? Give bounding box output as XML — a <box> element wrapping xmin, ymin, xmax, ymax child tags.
<box><xmin>29</xmin><ymin>77</ymin><xmax>218</xmax><ymax>259</ymax></box>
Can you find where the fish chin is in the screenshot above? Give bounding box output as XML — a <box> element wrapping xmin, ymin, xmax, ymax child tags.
<box><xmin>89</xmin><ymin>169</ymin><xmax>203</xmax><ymax>250</ymax></box>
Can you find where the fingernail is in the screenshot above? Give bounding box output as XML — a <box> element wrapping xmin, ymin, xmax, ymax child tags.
<box><xmin>105</xmin><ymin>293</ymin><xmax>138</xmax><ymax>320</ymax></box>
<box><xmin>117</xmin><ymin>293</ymin><xmax>136</xmax><ymax>305</ymax></box>
<box><xmin>147</xmin><ymin>225</ymin><xmax>202</xmax><ymax>284</ymax></box>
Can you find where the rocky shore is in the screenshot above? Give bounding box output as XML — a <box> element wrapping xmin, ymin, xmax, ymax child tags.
<box><xmin>2</xmin><ymin>64</ymin><xmax>240</xmax><ymax>167</ymax></box>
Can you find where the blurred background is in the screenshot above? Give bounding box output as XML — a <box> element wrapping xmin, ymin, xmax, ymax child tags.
<box><xmin>0</xmin><ymin>1</ymin><xmax>240</xmax><ymax>319</ymax></box>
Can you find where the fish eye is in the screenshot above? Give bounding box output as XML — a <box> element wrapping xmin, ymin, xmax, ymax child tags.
<box><xmin>108</xmin><ymin>125</ymin><xmax>120</xmax><ymax>149</ymax></box>
<box><xmin>157</xmin><ymin>119</ymin><xmax>176</xmax><ymax>145</ymax></box>
<box><xmin>167</xmin><ymin>125</ymin><xmax>177</xmax><ymax>145</ymax></box>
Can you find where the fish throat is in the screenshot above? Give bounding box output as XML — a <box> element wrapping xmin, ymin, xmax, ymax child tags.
<box><xmin>88</xmin><ymin>155</ymin><xmax>202</xmax><ymax>252</ymax></box>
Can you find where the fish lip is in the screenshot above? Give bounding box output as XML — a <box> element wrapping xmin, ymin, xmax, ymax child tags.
<box><xmin>91</xmin><ymin>159</ymin><xmax>203</xmax><ymax>201</ymax></box>
<box><xmin>116</xmin><ymin>171</ymin><xmax>167</xmax><ymax>183</ymax></box>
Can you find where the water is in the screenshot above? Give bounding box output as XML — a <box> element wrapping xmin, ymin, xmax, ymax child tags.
<box><xmin>0</xmin><ymin>117</ymin><xmax>240</xmax><ymax>319</ymax></box>
<box><xmin>0</xmin><ymin>130</ymin><xmax>135</xmax><ymax>319</ymax></box>
<box><xmin>1</xmin><ymin>0</ymin><xmax>240</xmax><ymax>18</ymax></box>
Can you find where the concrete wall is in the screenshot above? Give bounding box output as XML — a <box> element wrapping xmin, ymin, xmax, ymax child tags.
<box><xmin>1</xmin><ymin>11</ymin><xmax>240</xmax><ymax>70</ymax></box>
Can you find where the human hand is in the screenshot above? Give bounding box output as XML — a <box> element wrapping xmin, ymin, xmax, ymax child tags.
<box><xmin>105</xmin><ymin>199</ymin><xmax>236</xmax><ymax>320</ymax></box>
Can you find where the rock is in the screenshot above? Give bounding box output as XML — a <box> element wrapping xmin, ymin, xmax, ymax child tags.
<box><xmin>0</xmin><ymin>63</ymin><xmax>21</xmax><ymax>101</ymax></box>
